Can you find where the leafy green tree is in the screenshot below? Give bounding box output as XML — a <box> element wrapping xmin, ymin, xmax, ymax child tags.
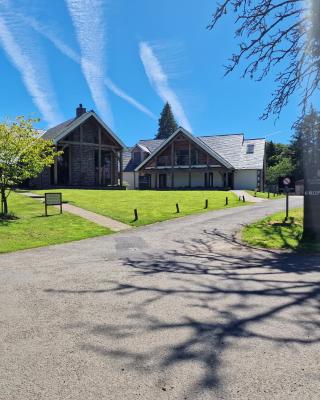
<box><xmin>0</xmin><ymin>117</ymin><xmax>61</xmax><ymax>217</ymax></box>
<box><xmin>267</xmin><ymin>157</ymin><xmax>294</xmax><ymax>186</ymax></box>
<box><xmin>156</xmin><ymin>103</ymin><xmax>178</xmax><ymax>139</ymax></box>
<box><xmin>265</xmin><ymin>141</ymin><xmax>293</xmax><ymax>185</ymax></box>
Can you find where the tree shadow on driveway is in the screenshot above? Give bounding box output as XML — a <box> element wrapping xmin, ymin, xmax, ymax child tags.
<box><xmin>45</xmin><ymin>228</ymin><xmax>320</xmax><ymax>397</ymax></box>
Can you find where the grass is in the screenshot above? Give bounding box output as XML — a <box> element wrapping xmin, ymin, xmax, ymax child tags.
<box><xmin>0</xmin><ymin>192</ymin><xmax>111</xmax><ymax>253</ymax></box>
<box><xmin>242</xmin><ymin>208</ymin><xmax>320</xmax><ymax>253</ymax></box>
<box><xmin>246</xmin><ymin>190</ymin><xmax>285</xmax><ymax>199</ymax></box>
<box><xmin>34</xmin><ymin>189</ymin><xmax>251</xmax><ymax>227</ymax></box>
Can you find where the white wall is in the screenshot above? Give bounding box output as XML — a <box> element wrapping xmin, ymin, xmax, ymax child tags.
<box><xmin>191</xmin><ymin>171</ymin><xmax>204</xmax><ymax>188</ymax></box>
<box><xmin>212</xmin><ymin>171</ymin><xmax>223</xmax><ymax>187</ymax></box>
<box><xmin>234</xmin><ymin>170</ymin><xmax>257</xmax><ymax>190</ymax></box>
<box><xmin>123</xmin><ymin>172</ymin><xmax>135</xmax><ymax>189</ymax></box>
<box><xmin>174</xmin><ymin>171</ymin><xmax>189</xmax><ymax>188</ymax></box>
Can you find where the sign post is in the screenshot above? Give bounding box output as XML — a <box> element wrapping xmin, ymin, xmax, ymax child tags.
<box><xmin>44</xmin><ymin>193</ymin><xmax>63</xmax><ymax>216</ymax></box>
<box><xmin>283</xmin><ymin>177</ymin><xmax>291</xmax><ymax>221</ymax></box>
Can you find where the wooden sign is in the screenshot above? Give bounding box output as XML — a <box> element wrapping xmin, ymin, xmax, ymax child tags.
<box><xmin>45</xmin><ymin>193</ymin><xmax>62</xmax><ymax>216</ymax></box>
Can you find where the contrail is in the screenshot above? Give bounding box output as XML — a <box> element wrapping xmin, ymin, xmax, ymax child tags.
<box><xmin>0</xmin><ymin>12</ymin><xmax>62</xmax><ymax>126</ymax></box>
<box><xmin>21</xmin><ymin>13</ymin><xmax>156</xmax><ymax>119</ymax></box>
<box><xmin>66</xmin><ymin>0</ymin><xmax>113</xmax><ymax>126</ymax></box>
<box><xmin>139</xmin><ymin>41</ymin><xmax>192</xmax><ymax>132</ymax></box>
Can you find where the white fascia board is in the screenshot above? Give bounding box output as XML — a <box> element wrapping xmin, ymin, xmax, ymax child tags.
<box><xmin>135</xmin><ymin>144</ymin><xmax>151</xmax><ymax>154</ymax></box>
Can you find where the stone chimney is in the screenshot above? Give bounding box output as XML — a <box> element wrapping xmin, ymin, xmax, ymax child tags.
<box><xmin>76</xmin><ymin>103</ymin><xmax>86</xmax><ymax>117</ymax></box>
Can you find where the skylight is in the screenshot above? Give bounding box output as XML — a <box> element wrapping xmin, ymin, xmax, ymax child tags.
<box><xmin>246</xmin><ymin>144</ymin><xmax>254</xmax><ymax>154</ymax></box>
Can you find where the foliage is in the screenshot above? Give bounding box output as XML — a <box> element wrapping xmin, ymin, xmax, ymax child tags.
<box><xmin>0</xmin><ymin>192</ymin><xmax>110</xmax><ymax>253</ymax></box>
<box><xmin>0</xmin><ymin>116</ymin><xmax>61</xmax><ymax>216</ymax></box>
<box><xmin>208</xmin><ymin>0</ymin><xmax>320</xmax><ymax>119</ymax></box>
<box><xmin>242</xmin><ymin>208</ymin><xmax>320</xmax><ymax>252</ymax></box>
<box><xmin>156</xmin><ymin>102</ymin><xmax>178</xmax><ymax>139</ymax></box>
<box><xmin>34</xmin><ymin>189</ymin><xmax>251</xmax><ymax>227</ymax></box>
<box><xmin>267</xmin><ymin>157</ymin><xmax>294</xmax><ymax>185</ymax></box>
<box><xmin>265</xmin><ymin>141</ymin><xmax>294</xmax><ymax>184</ymax></box>
<box><xmin>291</xmin><ymin>107</ymin><xmax>320</xmax><ymax>181</ymax></box>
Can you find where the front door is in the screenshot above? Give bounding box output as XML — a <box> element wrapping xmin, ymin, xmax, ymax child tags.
<box><xmin>159</xmin><ymin>173</ymin><xmax>167</xmax><ymax>189</ymax></box>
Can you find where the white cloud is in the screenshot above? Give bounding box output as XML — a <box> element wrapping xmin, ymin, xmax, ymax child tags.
<box><xmin>21</xmin><ymin>14</ymin><xmax>156</xmax><ymax>120</ymax></box>
<box><xmin>139</xmin><ymin>41</ymin><xmax>192</xmax><ymax>132</ymax></box>
<box><xmin>66</xmin><ymin>0</ymin><xmax>113</xmax><ymax>126</ymax></box>
<box><xmin>0</xmin><ymin>13</ymin><xmax>62</xmax><ymax>126</ymax></box>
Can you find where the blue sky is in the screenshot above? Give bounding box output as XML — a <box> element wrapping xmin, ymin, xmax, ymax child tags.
<box><xmin>0</xmin><ymin>0</ymin><xmax>300</xmax><ymax>145</ymax></box>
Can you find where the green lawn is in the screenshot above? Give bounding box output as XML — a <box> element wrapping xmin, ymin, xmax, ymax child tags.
<box><xmin>242</xmin><ymin>208</ymin><xmax>320</xmax><ymax>252</ymax></box>
<box><xmin>0</xmin><ymin>192</ymin><xmax>111</xmax><ymax>253</ymax></box>
<box><xmin>34</xmin><ymin>189</ymin><xmax>251</xmax><ymax>227</ymax></box>
<box><xmin>246</xmin><ymin>190</ymin><xmax>285</xmax><ymax>199</ymax></box>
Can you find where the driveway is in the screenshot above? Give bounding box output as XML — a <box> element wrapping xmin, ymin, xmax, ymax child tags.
<box><xmin>1</xmin><ymin>197</ymin><xmax>319</xmax><ymax>400</ymax></box>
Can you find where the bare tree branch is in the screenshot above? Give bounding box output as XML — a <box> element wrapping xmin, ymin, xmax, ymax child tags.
<box><xmin>208</xmin><ymin>0</ymin><xmax>320</xmax><ymax>119</ymax></box>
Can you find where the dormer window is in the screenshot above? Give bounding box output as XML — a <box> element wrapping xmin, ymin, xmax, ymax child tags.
<box><xmin>246</xmin><ymin>144</ymin><xmax>254</xmax><ymax>154</ymax></box>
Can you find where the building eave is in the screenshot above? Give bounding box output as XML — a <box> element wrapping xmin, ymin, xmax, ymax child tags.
<box><xmin>52</xmin><ymin>111</ymin><xmax>127</xmax><ymax>150</ymax></box>
<box><xmin>135</xmin><ymin>127</ymin><xmax>234</xmax><ymax>172</ymax></box>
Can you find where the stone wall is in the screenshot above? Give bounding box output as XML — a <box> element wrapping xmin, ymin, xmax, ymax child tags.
<box><xmin>29</xmin><ymin>167</ymin><xmax>51</xmax><ymax>188</ymax></box>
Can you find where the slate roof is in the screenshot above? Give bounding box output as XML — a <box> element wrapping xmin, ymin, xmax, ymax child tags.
<box><xmin>123</xmin><ymin>140</ymin><xmax>165</xmax><ymax>172</ymax></box>
<box><xmin>198</xmin><ymin>134</ymin><xmax>244</xmax><ymax>168</ymax></box>
<box><xmin>239</xmin><ymin>138</ymin><xmax>266</xmax><ymax>169</ymax></box>
<box><xmin>138</xmin><ymin>139</ymin><xmax>165</xmax><ymax>153</ymax></box>
<box><xmin>42</xmin><ymin>117</ymin><xmax>76</xmax><ymax>140</ymax></box>
<box><xmin>125</xmin><ymin>133</ymin><xmax>265</xmax><ymax>171</ymax></box>
<box><xmin>123</xmin><ymin>149</ymin><xmax>140</xmax><ymax>172</ymax></box>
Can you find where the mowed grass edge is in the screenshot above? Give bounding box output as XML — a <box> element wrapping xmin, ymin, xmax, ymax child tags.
<box><xmin>242</xmin><ymin>208</ymin><xmax>320</xmax><ymax>253</ymax></box>
<box><xmin>0</xmin><ymin>192</ymin><xmax>111</xmax><ymax>253</ymax></box>
<box><xmin>34</xmin><ymin>189</ymin><xmax>252</xmax><ymax>226</ymax></box>
<box><xmin>246</xmin><ymin>190</ymin><xmax>285</xmax><ymax>200</ymax></box>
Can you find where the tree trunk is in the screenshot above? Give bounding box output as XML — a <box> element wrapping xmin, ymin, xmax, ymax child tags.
<box><xmin>0</xmin><ymin>187</ymin><xmax>8</xmax><ymax>216</ymax></box>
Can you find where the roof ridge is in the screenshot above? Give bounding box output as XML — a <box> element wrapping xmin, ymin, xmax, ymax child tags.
<box><xmin>198</xmin><ymin>133</ymin><xmax>244</xmax><ymax>138</ymax></box>
<box><xmin>243</xmin><ymin>137</ymin><xmax>266</xmax><ymax>141</ymax></box>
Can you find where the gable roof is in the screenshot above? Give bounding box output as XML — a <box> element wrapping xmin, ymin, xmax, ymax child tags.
<box><xmin>135</xmin><ymin>127</ymin><xmax>233</xmax><ymax>172</ymax></box>
<box><xmin>127</xmin><ymin>132</ymin><xmax>265</xmax><ymax>172</ymax></box>
<box><xmin>42</xmin><ymin>111</ymin><xmax>126</xmax><ymax>149</ymax></box>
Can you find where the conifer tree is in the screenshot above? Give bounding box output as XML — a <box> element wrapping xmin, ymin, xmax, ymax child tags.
<box><xmin>155</xmin><ymin>103</ymin><xmax>178</xmax><ymax>139</ymax></box>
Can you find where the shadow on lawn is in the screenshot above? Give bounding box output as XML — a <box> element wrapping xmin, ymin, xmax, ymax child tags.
<box><xmin>45</xmin><ymin>228</ymin><xmax>320</xmax><ymax>396</ymax></box>
<box><xmin>247</xmin><ymin>218</ymin><xmax>320</xmax><ymax>253</ymax></box>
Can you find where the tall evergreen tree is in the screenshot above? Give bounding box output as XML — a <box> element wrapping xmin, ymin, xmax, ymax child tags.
<box><xmin>291</xmin><ymin>107</ymin><xmax>320</xmax><ymax>181</ymax></box>
<box><xmin>155</xmin><ymin>103</ymin><xmax>178</xmax><ymax>139</ymax></box>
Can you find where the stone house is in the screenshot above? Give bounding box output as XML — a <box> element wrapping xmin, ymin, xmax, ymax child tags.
<box><xmin>31</xmin><ymin>105</ymin><xmax>125</xmax><ymax>188</ymax></box>
<box><xmin>123</xmin><ymin>127</ymin><xmax>266</xmax><ymax>190</ymax></box>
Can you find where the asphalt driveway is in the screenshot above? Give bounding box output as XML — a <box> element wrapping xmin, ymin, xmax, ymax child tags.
<box><xmin>1</xmin><ymin>196</ymin><xmax>319</xmax><ymax>399</ymax></box>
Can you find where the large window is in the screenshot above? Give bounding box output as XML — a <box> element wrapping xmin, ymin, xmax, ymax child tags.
<box><xmin>175</xmin><ymin>149</ymin><xmax>189</xmax><ymax>165</ymax></box>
